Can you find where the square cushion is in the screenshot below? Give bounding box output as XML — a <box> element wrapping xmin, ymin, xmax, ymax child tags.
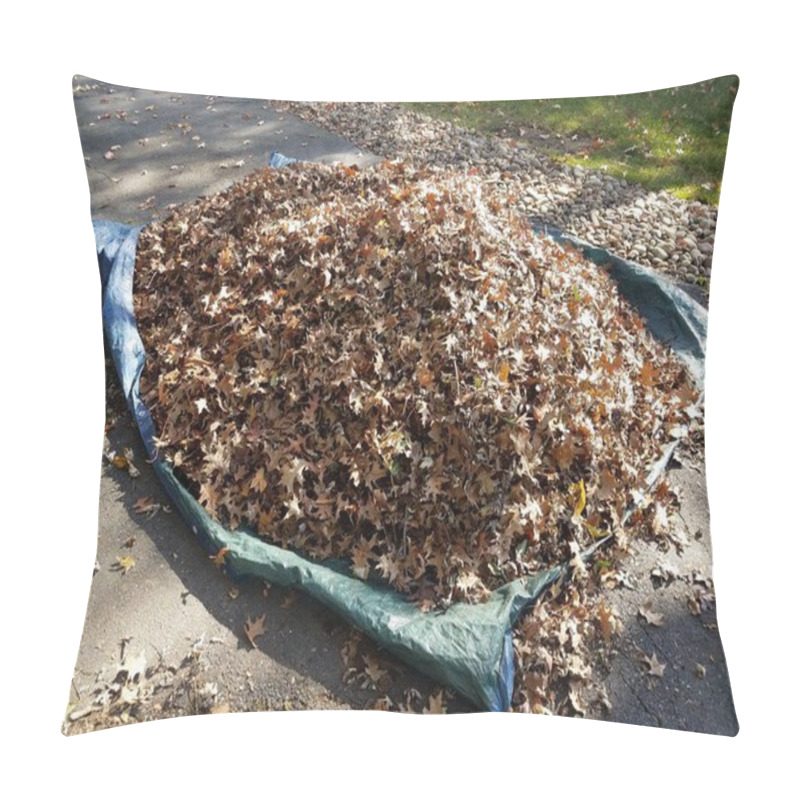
<box><xmin>65</xmin><ymin>75</ymin><xmax>738</xmax><ymax>735</ymax></box>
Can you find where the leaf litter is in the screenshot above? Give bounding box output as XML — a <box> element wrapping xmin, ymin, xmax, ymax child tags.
<box><xmin>131</xmin><ymin>159</ymin><xmax>699</xmax><ymax>715</ymax></box>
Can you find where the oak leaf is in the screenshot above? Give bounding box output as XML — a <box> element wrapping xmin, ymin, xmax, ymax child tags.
<box><xmin>641</xmin><ymin>652</ymin><xmax>666</xmax><ymax>677</ymax></box>
<box><xmin>638</xmin><ymin>601</ymin><xmax>665</xmax><ymax>627</ymax></box>
<box><xmin>244</xmin><ymin>614</ymin><xmax>266</xmax><ymax>647</ymax></box>
<box><xmin>422</xmin><ymin>690</ymin><xmax>447</xmax><ymax>714</ymax></box>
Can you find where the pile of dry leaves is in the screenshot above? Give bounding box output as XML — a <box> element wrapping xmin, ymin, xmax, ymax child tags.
<box><xmin>134</xmin><ymin>160</ymin><xmax>696</xmax><ymax>619</ymax></box>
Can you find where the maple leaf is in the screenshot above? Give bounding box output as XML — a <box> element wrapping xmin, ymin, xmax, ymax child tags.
<box><xmin>641</xmin><ymin>652</ymin><xmax>666</xmax><ymax>677</ymax></box>
<box><xmin>210</xmin><ymin>546</ymin><xmax>230</xmax><ymax>565</ymax></box>
<box><xmin>244</xmin><ymin>614</ymin><xmax>266</xmax><ymax>647</ymax></box>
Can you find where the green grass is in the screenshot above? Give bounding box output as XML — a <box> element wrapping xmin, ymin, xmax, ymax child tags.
<box><xmin>406</xmin><ymin>76</ymin><xmax>738</xmax><ymax>206</ymax></box>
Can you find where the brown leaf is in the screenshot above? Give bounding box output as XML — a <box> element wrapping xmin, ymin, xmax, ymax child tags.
<box><xmin>596</xmin><ymin>600</ymin><xmax>618</xmax><ymax>643</ymax></box>
<box><xmin>641</xmin><ymin>652</ymin><xmax>666</xmax><ymax>677</ymax></box>
<box><xmin>250</xmin><ymin>467</ymin><xmax>268</xmax><ymax>493</ymax></box>
<box><xmin>244</xmin><ymin>614</ymin><xmax>266</xmax><ymax>647</ymax></box>
<box><xmin>422</xmin><ymin>690</ymin><xmax>447</xmax><ymax>714</ymax></box>
<box><xmin>361</xmin><ymin>653</ymin><xmax>388</xmax><ymax>689</ymax></box>
<box><xmin>638</xmin><ymin>601</ymin><xmax>665</xmax><ymax>627</ymax></box>
<box><xmin>133</xmin><ymin>496</ymin><xmax>161</xmax><ymax>518</ymax></box>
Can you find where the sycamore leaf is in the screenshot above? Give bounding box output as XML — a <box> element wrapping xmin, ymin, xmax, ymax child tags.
<box><xmin>244</xmin><ymin>614</ymin><xmax>266</xmax><ymax>647</ymax></box>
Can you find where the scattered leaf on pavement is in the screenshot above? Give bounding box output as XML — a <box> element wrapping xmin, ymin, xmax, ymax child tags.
<box><xmin>638</xmin><ymin>601</ymin><xmax>665</xmax><ymax>627</ymax></box>
<box><xmin>244</xmin><ymin>614</ymin><xmax>266</xmax><ymax>648</ymax></box>
<box><xmin>113</xmin><ymin>555</ymin><xmax>135</xmax><ymax>574</ymax></box>
<box><xmin>641</xmin><ymin>652</ymin><xmax>666</xmax><ymax>677</ymax></box>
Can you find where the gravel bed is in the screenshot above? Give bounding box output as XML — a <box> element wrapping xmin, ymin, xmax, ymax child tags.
<box><xmin>273</xmin><ymin>101</ymin><xmax>716</xmax><ymax>301</ymax></box>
